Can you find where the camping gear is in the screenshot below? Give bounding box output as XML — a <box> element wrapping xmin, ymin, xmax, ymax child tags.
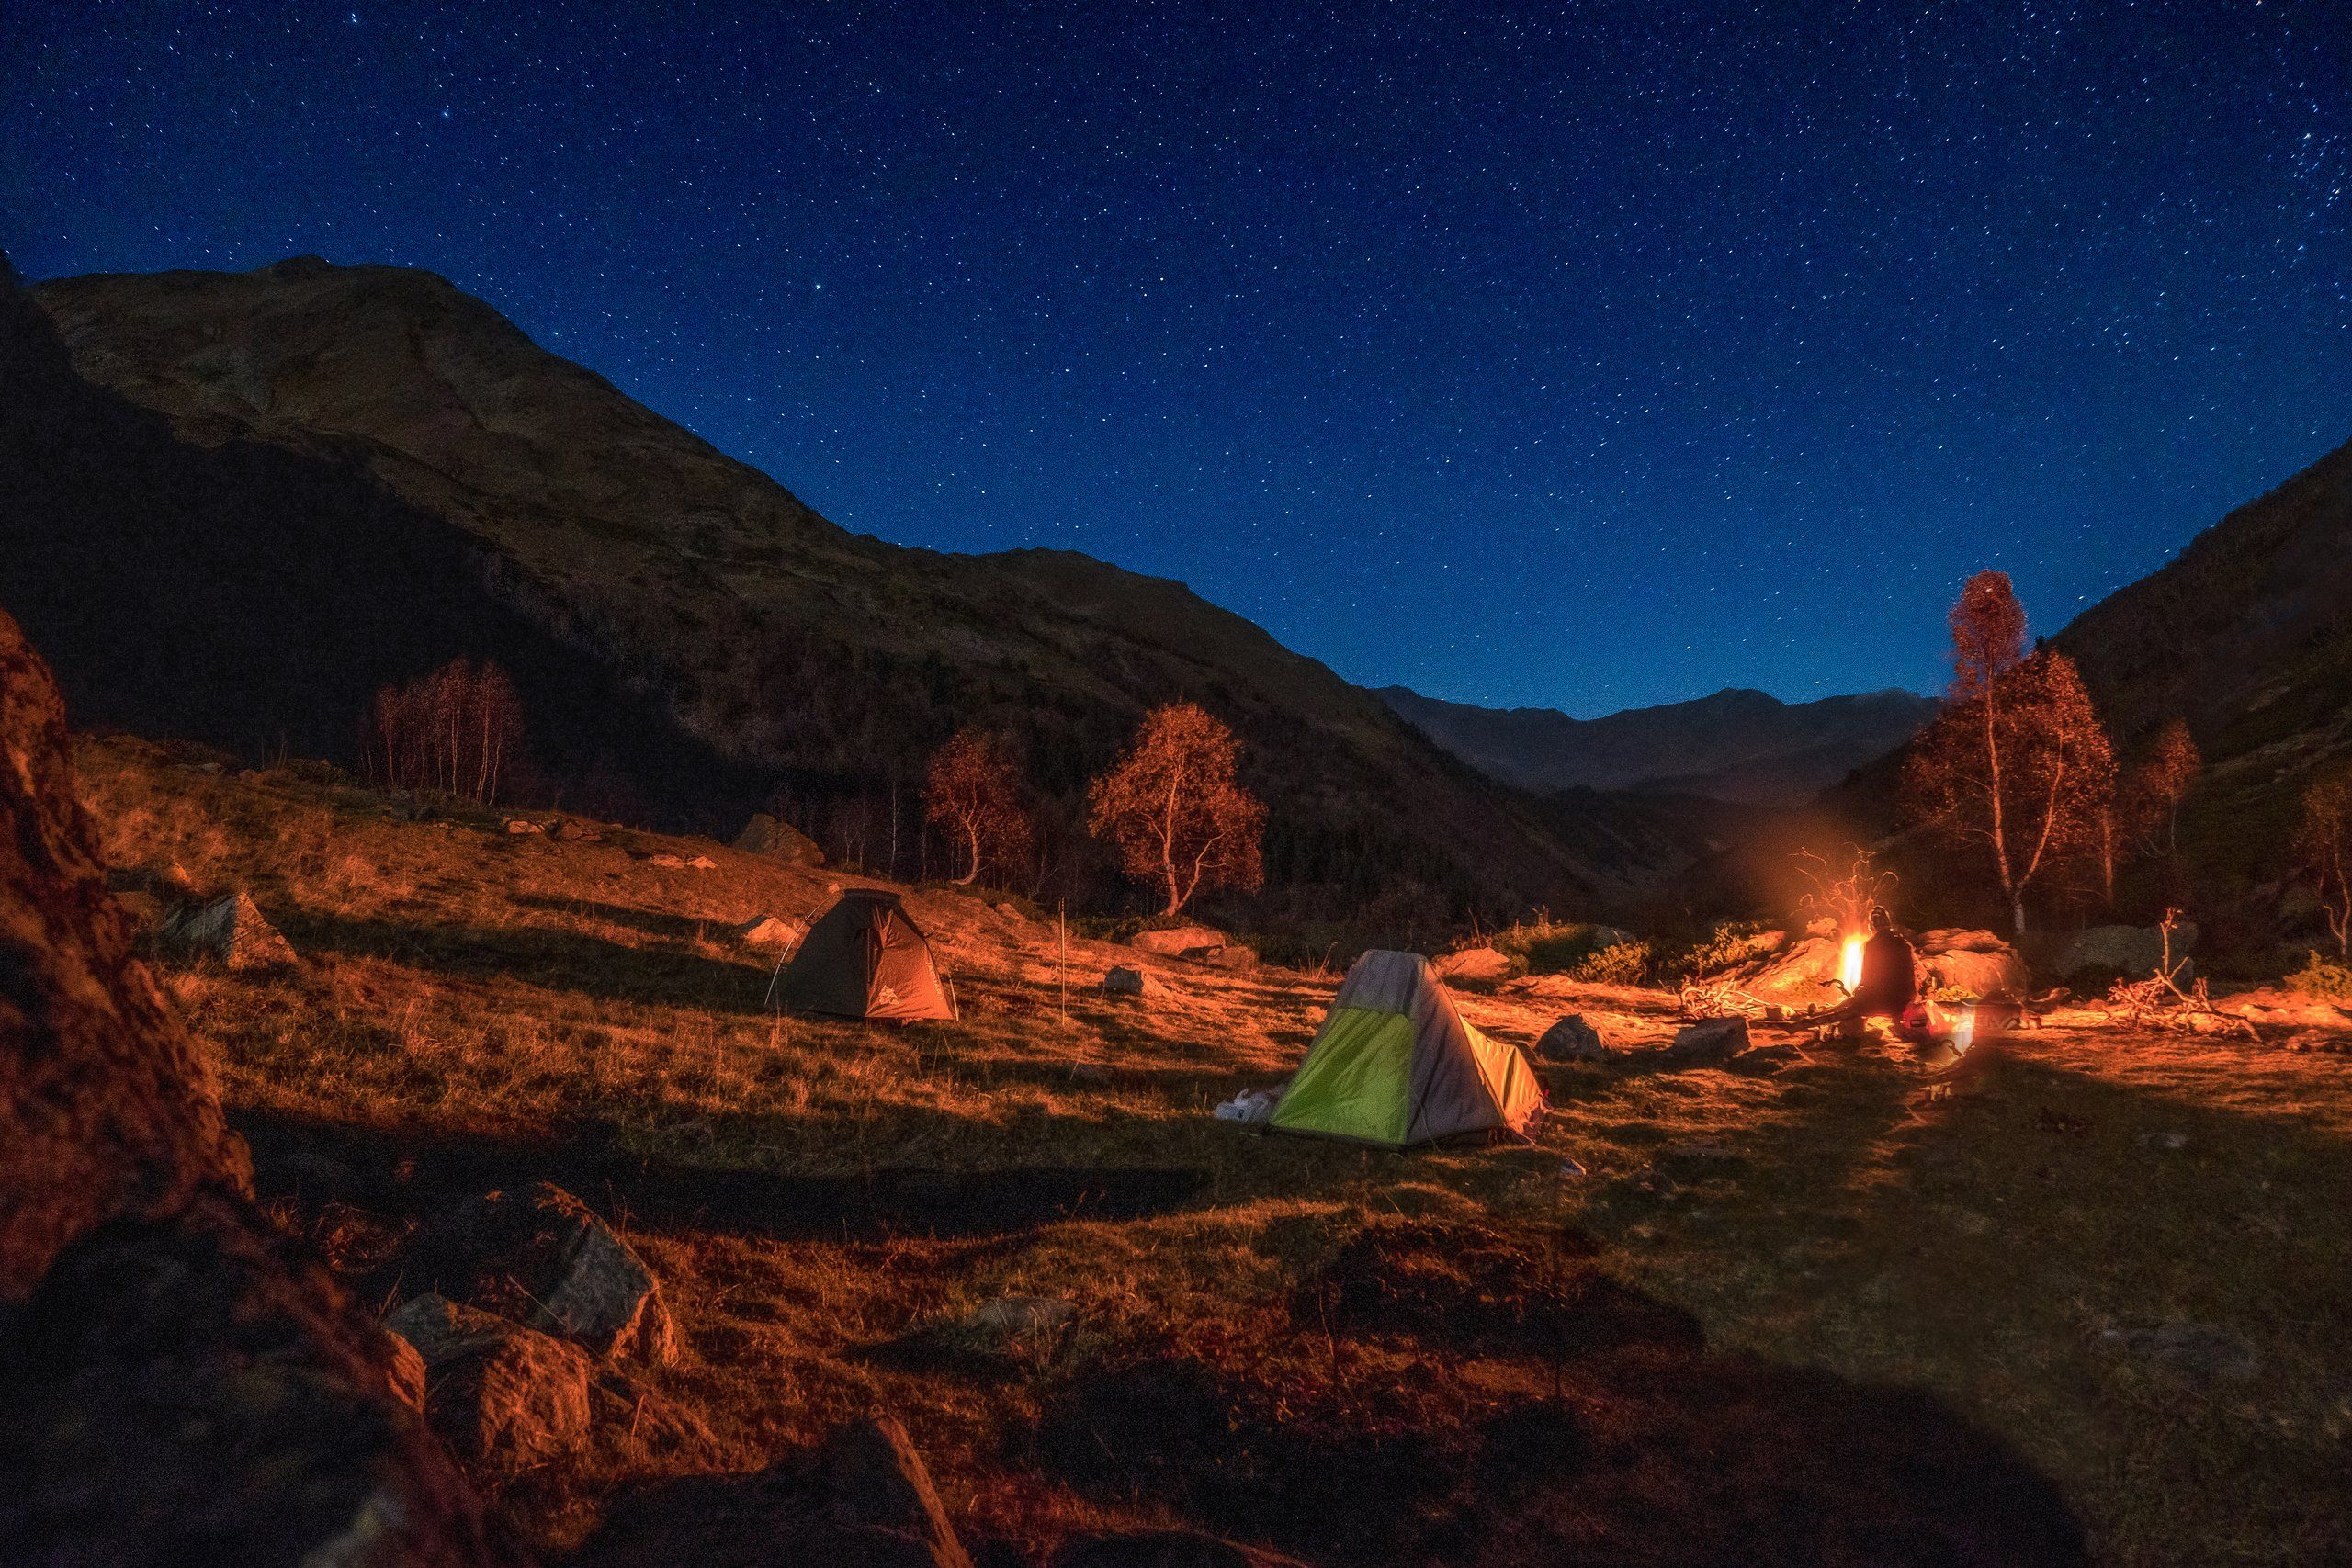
<box><xmin>1213</xmin><ymin>1088</ymin><xmax>1281</xmax><ymax>1125</ymax></box>
<box><xmin>768</xmin><ymin>889</ymin><xmax>956</xmax><ymax>1021</ymax></box>
<box><xmin>1267</xmin><ymin>950</ymin><xmax>1544</xmax><ymax>1148</ymax></box>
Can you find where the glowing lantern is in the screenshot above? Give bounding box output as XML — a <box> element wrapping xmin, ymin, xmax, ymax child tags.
<box><xmin>1953</xmin><ymin>1006</ymin><xmax>1977</xmax><ymax>1052</ymax></box>
<box><xmin>1838</xmin><ymin>932</ymin><xmax>1865</xmax><ymax>995</ymax></box>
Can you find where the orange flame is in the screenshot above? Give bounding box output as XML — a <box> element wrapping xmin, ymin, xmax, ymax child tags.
<box><xmin>1839</xmin><ymin>933</ymin><xmax>1865</xmax><ymax>995</ymax></box>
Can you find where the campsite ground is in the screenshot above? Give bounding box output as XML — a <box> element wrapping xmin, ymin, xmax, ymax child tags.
<box><xmin>79</xmin><ymin>734</ymin><xmax>2352</xmax><ymax>1566</ymax></box>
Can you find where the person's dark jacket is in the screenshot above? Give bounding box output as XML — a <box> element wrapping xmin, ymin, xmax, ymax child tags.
<box><xmin>1857</xmin><ymin>930</ymin><xmax>1917</xmax><ymax>1013</ymax></box>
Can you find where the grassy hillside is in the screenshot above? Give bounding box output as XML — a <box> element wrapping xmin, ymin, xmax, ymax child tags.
<box><xmin>79</xmin><ymin>732</ymin><xmax>2352</xmax><ymax>1565</ymax></box>
<box><xmin>23</xmin><ymin>256</ymin><xmax>1715</xmax><ymax>927</ymax></box>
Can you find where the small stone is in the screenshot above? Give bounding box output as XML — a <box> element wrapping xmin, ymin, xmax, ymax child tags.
<box><xmin>1102</xmin><ymin>965</ymin><xmax>1156</xmax><ymax>997</ymax></box>
<box><xmin>1536</xmin><ymin>1014</ymin><xmax>1607</xmax><ymax>1063</ymax></box>
<box><xmin>503</xmin><ymin>818</ymin><xmax>542</xmax><ymax>835</ymax></box>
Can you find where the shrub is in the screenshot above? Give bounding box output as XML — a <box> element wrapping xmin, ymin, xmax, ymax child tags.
<box><xmin>2287</xmin><ymin>950</ymin><xmax>2352</xmax><ymax>1000</ymax></box>
<box><xmin>1572</xmin><ymin>940</ymin><xmax>1653</xmax><ymax>987</ymax></box>
<box><xmin>1486</xmin><ymin>918</ymin><xmax>1622</xmax><ymax>976</ymax></box>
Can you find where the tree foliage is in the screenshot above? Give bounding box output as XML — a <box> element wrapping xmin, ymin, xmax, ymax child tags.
<box><xmin>1087</xmin><ymin>702</ymin><xmax>1266</xmax><ymax>915</ymax></box>
<box><xmin>363</xmin><ymin>658</ymin><xmax>526</xmax><ymax>805</ymax></box>
<box><xmin>1903</xmin><ymin>572</ymin><xmax>2114</xmax><ymax>934</ymax></box>
<box><xmin>922</xmin><ymin>728</ymin><xmax>1033</xmax><ymax>886</ymax></box>
<box><xmin>2296</xmin><ymin>771</ymin><xmax>2352</xmax><ymax>960</ymax></box>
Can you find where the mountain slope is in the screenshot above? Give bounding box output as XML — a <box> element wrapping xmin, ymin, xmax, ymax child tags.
<box><xmin>2049</xmin><ymin>434</ymin><xmax>2352</xmax><ymax>873</ymax></box>
<box><xmin>14</xmin><ymin>255</ymin><xmax>1715</xmax><ymax>921</ymax></box>
<box><xmin>1375</xmin><ymin>684</ymin><xmax>1936</xmax><ymax>805</ymax></box>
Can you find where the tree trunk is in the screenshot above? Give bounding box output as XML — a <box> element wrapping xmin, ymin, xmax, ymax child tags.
<box><xmin>953</xmin><ymin>821</ymin><xmax>979</xmax><ymax>886</ymax></box>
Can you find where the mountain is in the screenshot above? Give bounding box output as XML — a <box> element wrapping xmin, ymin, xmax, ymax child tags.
<box><xmin>2051</xmin><ymin>434</ymin><xmax>2352</xmax><ymax>867</ymax></box>
<box><xmin>1374</xmin><ymin>684</ymin><xmax>1937</xmax><ymax>806</ymax></box>
<box><xmin>5</xmin><ymin>254</ymin><xmax>1724</xmax><ymax>925</ymax></box>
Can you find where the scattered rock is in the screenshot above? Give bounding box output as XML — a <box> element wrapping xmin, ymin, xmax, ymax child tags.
<box><xmin>1659</xmin><ymin>1016</ymin><xmax>1751</xmax><ymax>1066</ymax></box>
<box><xmin>383</xmin><ymin>1292</ymin><xmax>521</xmax><ymax>1368</ymax></box>
<box><xmin>732</xmin><ymin>811</ymin><xmax>827</xmax><ymax>866</ymax></box>
<box><xmin>2056</xmin><ymin>923</ymin><xmax>2196</xmax><ymax>982</ymax></box>
<box><xmin>686</xmin><ymin>853</ymin><xmax>716</xmax><ymax>870</ymax></box>
<box><xmin>1102</xmin><ymin>964</ymin><xmax>1158</xmax><ymax>997</ymax></box>
<box><xmin>1052</xmin><ymin>1529</ymin><xmax>1310</xmax><ymax>1567</ymax></box>
<box><xmin>646</xmin><ymin>852</ymin><xmax>687</xmax><ymax>868</ymax></box>
<box><xmin>1435</xmin><ymin>945</ymin><xmax>1513</xmax><ymax>984</ymax></box>
<box><xmin>503</xmin><ymin>817</ymin><xmax>543</xmax><ymax>835</ymax></box>
<box><xmin>155</xmin><ymin>890</ymin><xmax>296</xmax><ymax>971</ymax></box>
<box><xmin>734</xmin><ymin>914</ymin><xmax>802</xmax><ymax>948</ymax></box>
<box><xmin>819</xmin><ymin>1416</ymin><xmax>976</xmax><ymax>1568</ymax></box>
<box><xmin>384</xmin><ymin>1328</ymin><xmax>429</xmax><ymax>1411</ymax></box>
<box><xmin>406</xmin><ymin>1183</ymin><xmax>676</xmax><ymax>1364</ymax></box>
<box><xmin>1536</xmin><ymin>1013</ymin><xmax>1607</xmax><ymax>1063</ymax></box>
<box><xmin>431</xmin><ymin>1319</ymin><xmax>596</xmax><ymax>1472</ymax></box>
<box><xmin>1132</xmin><ymin>924</ymin><xmax>1227</xmax><ymax>960</ymax></box>
<box><xmin>1212</xmin><ymin>942</ymin><xmax>1259</xmax><ymax>971</ymax></box>
<box><xmin>956</xmin><ymin>1293</ymin><xmax>1080</xmax><ymax>1353</ymax></box>
<box><xmin>552</xmin><ymin>818</ymin><xmax>601</xmax><ymax>842</ymax></box>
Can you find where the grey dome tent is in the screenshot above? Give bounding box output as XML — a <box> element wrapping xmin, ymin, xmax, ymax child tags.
<box><xmin>1268</xmin><ymin>949</ymin><xmax>1544</xmax><ymax>1147</ymax></box>
<box><xmin>768</xmin><ymin>890</ymin><xmax>956</xmax><ymax>1022</ymax></box>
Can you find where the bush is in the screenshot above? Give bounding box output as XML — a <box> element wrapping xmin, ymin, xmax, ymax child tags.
<box><xmin>1571</xmin><ymin>940</ymin><xmax>1653</xmax><ymax>987</ymax></box>
<box><xmin>2287</xmin><ymin>950</ymin><xmax>2352</xmax><ymax>999</ymax></box>
<box><xmin>1486</xmin><ymin>918</ymin><xmax>1623</xmax><ymax>976</ymax></box>
<box><xmin>1653</xmin><ymin>920</ymin><xmax>1773</xmax><ymax>987</ymax></box>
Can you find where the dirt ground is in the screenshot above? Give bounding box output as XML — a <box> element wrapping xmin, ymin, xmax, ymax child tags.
<box><xmin>77</xmin><ymin>736</ymin><xmax>2352</xmax><ymax>1566</ymax></box>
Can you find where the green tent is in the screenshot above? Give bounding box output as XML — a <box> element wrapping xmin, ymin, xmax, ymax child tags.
<box><xmin>1269</xmin><ymin>949</ymin><xmax>1544</xmax><ymax>1147</ymax></box>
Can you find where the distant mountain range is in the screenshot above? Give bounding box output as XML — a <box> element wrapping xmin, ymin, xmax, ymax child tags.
<box><xmin>2</xmin><ymin>254</ymin><xmax>1728</xmax><ymax>927</ymax></box>
<box><xmin>1374</xmin><ymin>684</ymin><xmax>1939</xmax><ymax>806</ymax></box>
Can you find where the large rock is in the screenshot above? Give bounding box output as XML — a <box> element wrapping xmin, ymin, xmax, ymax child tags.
<box><xmin>0</xmin><ymin>606</ymin><xmax>500</xmax><ymax>1565</ymax></box>
<box><xmin>1435</xmin><ymin>945</ymin><xmax>1512</xmax><ymax>983</ymax></box>
<box><xmin>732</xmin><ymin>811</ymin><xmax>826</xmax><ymax>867</ymax></box>
<box><xmin>1102</xmin><ymin>965</ymin><xmax>1159</xmax><ymax>997</ymax></box>
<box><xmin>1659</xmin><ymin>1016</ymin><xmax>1752</xmax><ymax>1066</ymax></box>
<box><xmin>1921</xmin><ymin>942</ymin><xmax>2032</xmax><ymax>1000</ymax></box>
<box><xmin>407</xmin><ymin>1183</ymin><xmax>676</xmax><ymax>1364</ymax></box>
<box><xmin>818</xmin><ymin>1416</ymin><xmax>975</xmax><ymax>1568</ymax></box>
<box><xmin>1536</xmin><ymin>1014</ymin><xmax>1608</xmax><ymax>1063</ymax></box>
<box><xmin>2057</xmin><ymin>924</ymin><xmax>2196</xmax><ymax>982</ymax></box>
<box><xmin>1735</xmin><ymin>935</ymin><xmax>1844</xmax><ymax>1008</ymax></box>
<box><xmin>1131</xmin><ymin>925</ymin><xmax>1227</xmax><ymax>960</ymax></box>
<box><xmin>155</xmin><ymin>889</ymin><xmax>297</xmax><ymax>971</ymax></box>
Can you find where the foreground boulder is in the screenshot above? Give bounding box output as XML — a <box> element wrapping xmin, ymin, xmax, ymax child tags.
<box><xmin>1052</xmin><ymin>1529</ymin><xmax>1308</xmax><ymax>1567</ymax></box>
<box><xmin>0</xmin><ymin>607</ymin><xmax>501</xmax><ymax>1566</ymax></box>
<box><xmin>732</xmin><ymin>811</ymin><xmax>826</xmax><ymax>866</ymax></box>
<box><xmin>386</xmin><ymin>1296</ymin><xmax>595</xmax><ymax>1473</ymax></box>
<box><xmin>405</xmin><ymin>1182</ymin><xmax>676</xmax><ymax>1364</ymax></box>
<box><xmin>1536</xmin><ymin>1013</ymin><xmax>1609</xmax><ymax>1063</ymax></box>
<box><xmin>156</xmin><ymin>889</ymin><xmax>297</xmax><ymax>971</ymax></box>
<box><xmin>1660</xmin><ymin>1016</ymin><xmax>1752</xmax><ymax>1066</ymax></box>
<box><xmin>819</xmin><ymin>1416</ymin><xmax>975</xmax><ymax>1568</ymax></box>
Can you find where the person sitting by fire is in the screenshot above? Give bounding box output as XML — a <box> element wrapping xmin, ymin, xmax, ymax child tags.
<box><xmin>1818</xmin><ymin>904</ymin><xmax>1918</xmax><ymax>1035</ymax></box>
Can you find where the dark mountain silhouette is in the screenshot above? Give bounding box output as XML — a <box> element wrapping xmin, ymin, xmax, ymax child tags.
<box><xmin>1375</xmin><ymin>684</ymin><xmax>1937</xmax><ymax>806</ymax></box>
<box><xmin>6</xmin><ymin>254</ymin><xmax>1724</xmax><ymax>924</ymax></box>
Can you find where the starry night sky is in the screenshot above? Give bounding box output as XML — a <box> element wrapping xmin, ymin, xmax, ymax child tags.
<box><xmin>6</xmin><ymin>2</ymin><xmax>2346</xmax><ymax>715</ymax></box>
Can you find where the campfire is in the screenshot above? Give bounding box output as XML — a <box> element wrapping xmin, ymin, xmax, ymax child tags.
<box><xmin>1838</xmin><ymin>931</ymin><xmax>1866</xmax><ymax>995</ymax></box>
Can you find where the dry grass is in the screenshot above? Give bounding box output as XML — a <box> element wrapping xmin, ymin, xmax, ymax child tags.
<box><xmin>77</xmin><ymin>735</ymin><xmax>2352</xmax><ymax>1565</ymax></box>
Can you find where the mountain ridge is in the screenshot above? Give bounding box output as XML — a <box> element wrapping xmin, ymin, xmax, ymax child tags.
<box><xmin>10</xmin><ymin>254</ymin><xmax>1726</xmax><ymax>926</ymax></box>
<box><xmin>1374</xmin><ymin>682</ymin><xmax>1938</xmax><ymax>805</ymax></box>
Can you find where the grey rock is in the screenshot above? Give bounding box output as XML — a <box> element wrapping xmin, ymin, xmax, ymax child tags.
<box><xmin>1537</xmin><ymin>1013</ymin><xmax>1608</xmax><ymax>1062</ymax></box>
<box><xmin>1660</xmin><ymin>1016</ymin><xmax>1751</xmax><ymax>1065</ymax></box>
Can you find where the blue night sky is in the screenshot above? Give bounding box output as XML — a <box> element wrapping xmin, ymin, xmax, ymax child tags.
<box><xmin>6</xmin><ymin>2</ymin><xmax>2346</xmax><ymax>715</ymax></box>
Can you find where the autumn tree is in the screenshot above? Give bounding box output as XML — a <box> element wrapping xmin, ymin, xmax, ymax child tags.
<box><xmin>2296</xmin><ymin>772</ymin><xmax>2352</xmax><ymax>960</ymax></box>
<box><xmin>1087</xmin><ymin>702</ymin><xmax>1266</xmax><ymax>916</ymax></box>
<box><xmin>1903</xmin><ymin>571</ymin><xmax>2115</xmax><ymax>935</ymax></box>
<box><xmin>2092</xmin><ymin>717</ymin><xmax>2202</xmax><ymax>904</ymax></box>
<box><xmin>922</xmin><ymin>728</ymin><xmax>1033</xmax><ymax>886</ymax></box>
<box><xmin>363</xmin><ymin>658</ymin><xmax>526</xmax><ymax>806</ymax></box>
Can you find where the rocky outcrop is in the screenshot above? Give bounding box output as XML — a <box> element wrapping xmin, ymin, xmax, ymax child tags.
<box><xmin>400</xmin><ymin>1183</ymin><xmax>675</xmax><ymax>1365</ymax></box>
<box><xmin>0</xmin><ymin>607</ymin><xmax>504</xmax><ymax>1565</ymax></box>
<box><xmin>1917</xmin><ymin>929</ymin><xmax>2031</xmax><ymax>999</ymax></box>
<box><xmin>731</xmin><ymin>813</ymin><xmax>825</xmax><ymax>867</ymax></box>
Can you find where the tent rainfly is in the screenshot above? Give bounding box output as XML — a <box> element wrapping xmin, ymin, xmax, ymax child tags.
<box><xmin>1268</xmin><ymin>949</ymin><xmax>1544</xmax><ymax>1148</ymax></box>
<box><xmin>769</xmin><ymin>889</ymin><xmax>956</xmax><ymax>1022</ymax></box>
